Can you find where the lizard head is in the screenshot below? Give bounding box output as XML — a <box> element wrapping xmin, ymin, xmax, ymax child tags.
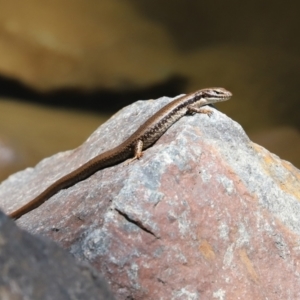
<box><xmin>200</xmin><ymin>87</ymin><xmax>232</xmax><ymax>104</ymax></box>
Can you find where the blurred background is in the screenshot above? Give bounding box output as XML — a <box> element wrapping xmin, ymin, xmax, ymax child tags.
<box><xmin>0</xmin><ymin>0</ymin><xmax>299</xmax><ymax>182</ymax></box>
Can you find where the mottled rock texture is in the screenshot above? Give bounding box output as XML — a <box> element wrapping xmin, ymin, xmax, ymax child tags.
<box><xmin>0</xmin><ymin>210</ymin><xmax>114</xmax><ymax>300</ymax></box>
<box><xmin>1</xmin><ymin>94</ymin><xmax>300</xmax><ymax>299</ymax></box>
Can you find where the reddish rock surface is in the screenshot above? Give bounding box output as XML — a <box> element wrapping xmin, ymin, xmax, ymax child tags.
<box><xmin>1</xmin><ymin>94</ymin><xmax>300</xmax><ymax>299</ymax></box>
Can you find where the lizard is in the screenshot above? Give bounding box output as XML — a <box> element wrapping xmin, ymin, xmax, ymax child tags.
<box><xmin>9</xmin><ymin>88</ymin><xmax>232</xmax><ymax>220</ymax></box>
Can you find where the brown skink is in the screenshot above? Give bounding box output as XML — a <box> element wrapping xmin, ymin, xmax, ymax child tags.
<box><xmin>9</xmin><ymin>88</ymin><xmax>232</xmax><ymax>219</ymax></box>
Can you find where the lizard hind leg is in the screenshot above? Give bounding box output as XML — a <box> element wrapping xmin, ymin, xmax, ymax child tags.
<box><xmin>125</xmin><ymin>140</ymin><xmax>144</xmax><ymax>165</ymax></box>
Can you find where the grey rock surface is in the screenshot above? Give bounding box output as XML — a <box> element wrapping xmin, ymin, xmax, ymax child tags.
<box><xmin>0</xmin><ymin>210</ymin><xmax>114</xmax><ymax>300</ymax></box>
<box><xmin>0</xmin><ymin>93</ymin><xmax>300</xmax><ymax>299</ymax></box>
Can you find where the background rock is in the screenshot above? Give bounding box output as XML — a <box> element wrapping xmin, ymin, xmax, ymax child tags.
<box><xmin>1</xmin><ymin>95</ymin><xmax>300</xmax><ymax>299</ymax></box>
<box><xmin>0</xmin><ymin>210</ymin><xmax>114</xmax><ymax>300</ymax></box>
<box><xmin>0</xmin><ymin>0</ymin><xmax>175</xmax><ymax>91</ymax></box>
<box><xmin>0</xmin><ymin>0</ymin><xmax>299</xmax><ymax>177</ymax></box>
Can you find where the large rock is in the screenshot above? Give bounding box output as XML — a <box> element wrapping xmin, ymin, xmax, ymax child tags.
<box><xmin>0</xmin><ymin>210</ymin><xmax>114</xmax><ymax>299</ymax></box>
<box><xmin>1</xmin><ymin>93</ymin><xmax>300</xmax><ymax>299</ymax></box>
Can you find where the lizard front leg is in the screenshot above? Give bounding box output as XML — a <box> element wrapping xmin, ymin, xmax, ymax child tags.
<box><xmin>187</xmin><ymin>105</ymin><xmax>213</xmax><ymax>117</ymax></box>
